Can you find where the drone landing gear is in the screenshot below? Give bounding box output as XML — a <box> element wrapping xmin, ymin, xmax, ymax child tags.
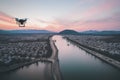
<box><xmin>19</xmin><ymin>24</ymin><xmax>25</xmax><ymax>27</ymax></box>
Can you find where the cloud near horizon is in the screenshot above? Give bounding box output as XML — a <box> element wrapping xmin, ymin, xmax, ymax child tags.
<box><xmin>0</xmin><ymin>0</ymin><xmax>120</xmax><ymax>32</ymax></box>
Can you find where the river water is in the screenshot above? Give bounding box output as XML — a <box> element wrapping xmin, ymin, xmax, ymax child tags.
<box><xmin>0</xmin><ymin>62</ymin><xmax>53</xmax><ymax>80</ymax></box>
<box><xmin>0</xmin><ymin>35</ymin><xmax>120</xmax><ymax>80</ymax></box>
<box><xmin>52</xmin><ymin>35</ymin><xmax>120</xmax><ymax>80</ymax></box>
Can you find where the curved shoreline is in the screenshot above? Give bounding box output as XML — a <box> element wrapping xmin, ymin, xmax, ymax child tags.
<box><xmin>0</xmin><ymin>59</ymin><xmax>41</xmax><ymax>73</ymax></box>
<box><xmin>49</xmin><ymin>37</ymin><xmax>58</xmax><ymax>60</ymax></box>
<box><xmin>0</xmin><ymin>36</ymin><xmax>57</xmax><ymax>73</ymax></box>
<box><xmin>66</xmin><ymin>37</ymin><xmax>120</xmax><ymax>70</ymax></box>
<box><xmin>49</xmin><ymin>36</ymin><xmax>62</xmax><ymax>80</ymax></box>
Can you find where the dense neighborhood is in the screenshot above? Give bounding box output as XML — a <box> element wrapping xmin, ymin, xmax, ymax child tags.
<box><xmin>65</xmin><ymin>35</ymin><xmax>120</xmax><ymax>61</ymax></box>
<box><xmin>0</xmin><ymin>34</ymin><xmax>52</xmax><ymax>66</ymax></box>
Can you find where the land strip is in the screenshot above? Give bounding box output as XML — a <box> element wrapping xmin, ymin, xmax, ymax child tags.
<box><xmin>65</xmin><ymin>36</ymin><xmax>120</xmax><ymax>69</ymax></box>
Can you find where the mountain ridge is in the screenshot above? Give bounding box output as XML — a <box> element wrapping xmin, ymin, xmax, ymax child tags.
<box><xmin>81</xmin><ymin>30</ymin><xmax>120</xmax><ymax>35</ymax></box>
<box><xmin>59</xmin><ymin>29</ymin><xmax>79</xmax><ymax>35</ymax></box>
<box><xmin>0</xmin><ymin>29</ymin><xmax>120</xmax><ymax>35</ymax></box>
<box><xmin>0</xmin><ymin>29</ymin><xmax>55</xmax><ymax>34</ymax></box>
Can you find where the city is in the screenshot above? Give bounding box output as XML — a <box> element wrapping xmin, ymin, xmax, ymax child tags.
<box><xmin>0</xmin><ymin>34</ymin><xmax>52</xmax><ymax>72</ymax></box>
<box><xmin>65</xmin><ymin>35</ymin><xmax>120</xmax><ymax>61</ymax></box>
<box><xmin>0</xmin><ymin>0</ymin><xmax>120</xmax><ymax>80</ymax></box>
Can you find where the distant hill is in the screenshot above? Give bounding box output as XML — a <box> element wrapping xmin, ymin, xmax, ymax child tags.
<box><xmin>81</xmin><ymin>30</ymin><xmax>99</xmax><ymax>33</ymax></box>
<box><xmin>0</xmin><ymin>30</ymin><xmax>55</xmax><ymax>34</ymax></box>
<box><xmin>0</xmin><ymin>30</ymin><xmax>10</xmax><ymax>34</ymax></box>
<box><xmin>59</xmin><ymin>29</ymin><xmax>79</xmax><ymax>35</ymax></box>
<box><xmin>80</xmin><ymin>30</ymin><xmax>120</xmax><ymax>35</ymax></box>
<box><xmin>1</xmin><ymin>29</ymin><xmax>120</xmax><ymax>35</ymax></box>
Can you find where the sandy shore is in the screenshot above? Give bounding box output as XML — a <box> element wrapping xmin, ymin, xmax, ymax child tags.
<box><xmin>49</xmin><ymin>37</ymin><xmax>58</xmax><ymax>59</ymax></box>
<box><xmin>49</xmin><ymin>37</ymin><xmax>62</xmax><ymax>80</ymax></box>
<box><xmin>66</xmin><ymin>37</ymin><xmax>120</xmax><ymax>70</ymax></box>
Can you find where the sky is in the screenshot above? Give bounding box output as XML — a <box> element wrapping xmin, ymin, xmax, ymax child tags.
<box><xmin>0</xmin><ymin>0</ymin><xmax>120</xmax><ymax>32</ymax></box>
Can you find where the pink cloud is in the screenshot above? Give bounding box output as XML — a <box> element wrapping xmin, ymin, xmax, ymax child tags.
<box><xmin>51</xmin><ymin>0</ymin><xmax>120</xmax><ymax>31</ymax></box>
<box><xmin>65</xmin><ymin>0</ymin><xmax>120</xmax><ymax>22</ymax></box>
<box><xmin>52</xmin><ymin>10</ymin><xmax>120</xmax><ymax>31</ymax></box>
<box><xmin>72</xmin><ymin>13</ymin><xmax>120</xmax><ymax>31</ymax></box>
<box><xmin>0</xmin><ymin>1</ymin><xmax>120</xmax><ymax>32</ymax></box>
<box><xmin>0</xmin><ymin>11</ymin><xmax>15</xmax><ymax>24</ymax></box>
<box><xmin>0</xmin><ymin>11</ymin><xmax>17</xmax><ymax>30</ymax></box>
<box><xmin>78</xmin><ymin>0</ymin><xmax>118</xmax><ymax>20</ymax></box>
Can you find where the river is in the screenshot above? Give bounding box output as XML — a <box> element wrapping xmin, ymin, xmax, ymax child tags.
<box><xmin>0</xmin><ymin>62</ymin><xmax>53</xmax><ymax>80</ymax></box>
<box><xmin>52</xmin><ymin>35</ymin><xmax>120</xmax><ymax>80</ymax></box>
<box><xmin>0</xmin><ymin>35</ymin><xmax>120</xmax><ymax>80</ymax></box>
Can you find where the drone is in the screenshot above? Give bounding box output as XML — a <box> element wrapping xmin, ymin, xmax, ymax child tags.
<box><xmin>15</xmin><ymin>18</ymin><xmax>27</xmax><ymax>27</ymax></box>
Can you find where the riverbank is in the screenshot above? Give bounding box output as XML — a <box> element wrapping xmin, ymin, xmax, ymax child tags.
<box><xmin>49</xmin><ymin>36</ymin><xmax>62</xmax><ymax>80</ymax></box>
<box><xmin>65</xmin><ymin>37</ymin><xmax>120</xmax><ymax>70</ymax></box>
<box><xmin>0</xmin><ymin>36</ymin><xmax>54</xmax><ymax>73</ymax></box>
<box><xmin>49</xmin><ymin>37</ymin><xmax>58</xmax><ymax>60</ymax></box>
<box><xmin>0</xmin><ymin>59</ymin><xmax>43</xmax><ymax>73</ymax></box>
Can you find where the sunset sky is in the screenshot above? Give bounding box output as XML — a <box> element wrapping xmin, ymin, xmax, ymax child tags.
<box><xmin>0</xmin><ymin>0</ymin><xmax>120</xmax><ymax>32</ymax></box>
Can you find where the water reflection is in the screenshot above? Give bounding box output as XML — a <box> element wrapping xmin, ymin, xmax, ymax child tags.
<box><xmin>0</xmin><ymin>42</ymin><xmax>62</xmax><ymax>80</ymax></box>
<box><xmin>53</xmin><ymin>35</ymin><xmax>120</xmax><ymax>80</ymax></box>
<box><xmin>0</xmin><ymin>62</ymin><xmax>53</xmax><ymax>80</ymax></box>
<box><xmin>52</xmin><ymin>59</ymin><xmax>63</xmax><ymax>80</ymax></box>
<box><xmin>0</xmin><ymin>35</ymin><xmax>120</xmax><ymax>80</ymax></box>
